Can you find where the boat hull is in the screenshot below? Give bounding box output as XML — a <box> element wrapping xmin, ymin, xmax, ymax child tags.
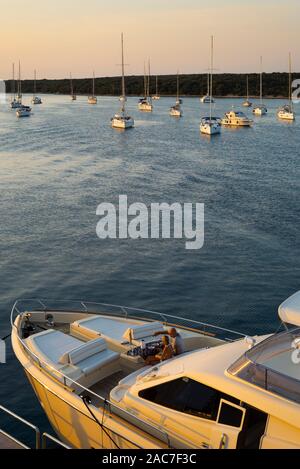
<box><xmin>138</xmin><ymin>103</ymin><xmax>153</xmax><ymax>112</ymax></box>
<box><xmin>277</xmin><ymin>111</ymin><xmax>295</xmax><ymax>121</ymax></box>
<box><xmin>200</xmin><ymin>123</ymin><xmax>221</xmax><ymax>135</ymax></box>
<box><xmin>112</xmin><ymin>118</ymin><xmax>134</xmax><ymax>129</ymax></box>
<box><xmin>88</xmin><ymin>97</ymin><xmax>97</xmax><ymax>105</ymax></box>
<box><xmin>253</xmin><ymin>107</ymin><xmax>267</xmax><ymax>116</ymax></box>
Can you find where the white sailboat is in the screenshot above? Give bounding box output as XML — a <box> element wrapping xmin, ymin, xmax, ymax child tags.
<box><xmin>152</xmin><ymin>76</ymin><xmax>160</xmax><ymax>100</ymax></box>
<box><xmin>111</xmin><ymin>33</ymin><xmax>134</xmax><ymax>130</ymax></box>
<box><xmin>70</xmin><ymin>73</ymin><xmax>77</xmax><ymax>101</ymax></box>
<box><xmin>200</xmin><ymin>73</ymin><xmax>215</xmax><ymax>103</ymax></box>
<box><xmin>243</xmin><ymin>76</ymin><xmax>252</xmax><ymax>107</ymax></box>
<box><xmin>15</xmin><ymin>62</ymin><xmax>32</xmax><ymax>117</ymax></box>
<box><xmin>138</xmin><ymin>60</ymin><xmax>153</xmax><ymax>112</ymax></box>
<box><xmin>32</xmin><ymin>69</ymin><xmax>42</xmax><ymax>105</ymax></box>
<box><xmin>10</xmin><ymin>63</ymin><xmax>22</xmax><ymax>109</ymax></box>
<box><xmin>200</xmin><ymin>37</ymin><xmax>221</xmax><ymax>135</ymax></box>
<box><xmin>253</xmin><ymin>57</ymin><xmax>267</xmax><ymax>116</ymax></box>
<box><xmin>88</xmin><ymin>72</ymin><xmax>97</xmax><ymax>104</ymax></box>
<box><xmin>277</xmin><ymin>53</ymin><xmax>295</xmax><ymax>121</ymax></box>
<box><xmin>169</xmin><ymin>72</ymin><xmax>183</xmax><ymax>117</ymax></box>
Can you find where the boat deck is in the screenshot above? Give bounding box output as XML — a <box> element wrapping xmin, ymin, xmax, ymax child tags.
<box><xmin>87</xmin><ymin>370</ymin><xmax>128</xmax><ymax>404</ymax></box>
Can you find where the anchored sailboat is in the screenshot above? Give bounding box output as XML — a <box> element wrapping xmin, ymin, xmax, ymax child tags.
<box><xmin>111</xmin><ymin>33</ymin><xmax>134</xmax><ymax>129</ymax></box>
<box><xmin>200</xmin><ymin>36</ymin><xmax>221</xmax><ymax>135</ymax></box>
<box><xmin>70</xmin><ymin>73</ymin><xmax>77</xmax><ymax>101</ymax></box>
<box><xmin>253</xmin><ymin>57</ymin><xmax>267</xmax><ymax>116</ymax></box>
<box><xmin>15</xmin><ymin>61</ymin><xmax>32</xmax><ymax>117</ymax></box>
<box><xmin>200</xmin><ymin>73</ymin><xmax>215</xmax><ymax>103</ymax></box>
<box><xmin>243</xmin><ymin>76</ymin><xmax>252</xmax><ymax>107</ymax></box>
<box><xmin>32</xmin><ymin>70</ymin><xmax>42</xmax><ymax>105</ymax></box>
<box><xmin>170</xmin><ymin>71</ymin><xmax>183</xmax><ymax>117</ymax></box>
<box><xmin>88</xmin><ymin>72</ymin><xmax>97</xmax><ymax>104</ymax></box>
<box><xmin>152</xmin><ymin>76</ymin><xmax>160</xmax><ymax>100</ymax></box>
<box><xmin>277</xmin><ymin>53</ymin><xmax>295</xmax><ymax>121</ymax></box>
<box><xmin>10</xmin><ymin>63</ymin><xmax>22</xmax><ymax>109</ymax></box>
<box><xmin>138</xmin><ymin>60</ymin><xmax>153</xmax><ymax>112</ymax></box>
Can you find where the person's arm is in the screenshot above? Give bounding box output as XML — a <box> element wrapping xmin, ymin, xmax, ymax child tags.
<box><xmin>153</xmin><ymin>330</ymin><xmax>168</xmax><ymax>337</ymax></box>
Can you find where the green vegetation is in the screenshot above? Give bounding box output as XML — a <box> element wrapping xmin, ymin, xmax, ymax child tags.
<box><xmin>5</xmin><ymin>73</ymin><xmax>297</xmax><ymax>98</ymax></box>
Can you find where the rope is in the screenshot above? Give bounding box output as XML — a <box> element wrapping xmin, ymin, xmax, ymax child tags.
<box><xmin>81</xmin><ymin>395</ymin><xmax>120</xmax><ymax>449</ymax></box>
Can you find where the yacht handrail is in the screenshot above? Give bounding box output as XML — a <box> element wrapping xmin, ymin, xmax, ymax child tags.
<box><xmin>10</xmin><ymin>298</ymin><xmax>247</xmax><ymax>340</ymax></box>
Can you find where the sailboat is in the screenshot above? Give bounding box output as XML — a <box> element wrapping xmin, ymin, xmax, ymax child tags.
<box><xmin>10</xmin><ymin>63</ymin><xmax>22</xmax><ymax>109</ymax></box>
<box><xmin>277</xmin><ymin>53</ymin><xmax>295</xmax><ymax>121</ymax></box>
<box><xmin>253</xmin><ymin>57</ymin><xmax>267</xmax><ymax>116</ymax></box>
<box><xmin>32</xmin><ymin>70</ymin><xmax>42</xmax><ymax>104</ymax></box>
<box><xmin>15</xmin><ymin>61</ymin><xmax>32</xmax><ymax>117</ymax></box>
<box><xmin>111</xmin><ymin>33</ymin><xmax>134</xmax><ymax>129</ymax></box>
<box><xmin>200</xmin><ymin>73</ymin><xmax>215</xmax><ymax>103</ymax></box>
<box><xmin>243</xmin><ymin>76</ymin><xmax>252</xmax><ymax>107</ymax></box>
<box><xmin>138</xmin><ymin>60</ymin><xmax>153</xmax><ymax>112</ymax></box>
<box><xmin>152</xmin><ymin>76</ymin><xmax>160</xmax><ymax>100</ymax></box>
<box><xmin>200</xmin><ymin>36</ymin><xmax>221</xmax><ymax>135</ymax></box>
<box><xmin>88</xmin><ymin>72</ymin><xmax>97</xmax><ymax>104</ymax></box>
<box><xmin>70</xmin><ymin>73</ymin><xmax>77</xmax><ymax>101</ymax></box>
<box><xmin>170</xmin><ymin>72</ymin><xmax>183</xmax><ymax>117</ymax></box>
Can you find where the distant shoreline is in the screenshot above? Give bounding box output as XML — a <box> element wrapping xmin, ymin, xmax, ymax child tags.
<box><xmin>5</xmin><ymin>72</ymin><xmax>297</xmax><ymax>99</ymax></box>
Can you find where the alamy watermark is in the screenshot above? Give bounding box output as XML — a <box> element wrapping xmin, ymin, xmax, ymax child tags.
<box><xmin>292</xmin><ymin>79</ymin><xmax>300</xmax><ymax>104</ymax></box>
<box><xmin>0</xmin><ymin>339</ymin><xmax>6</xmax><ymax>364</ymax></box>
<box><xmin>0</xmin><ymin>80</ymin><xmax>6</xmax><ymax>105</ymax></box>
<box><xmin>96</xmin><ymin>195</ymin><xmax>204</xmax><ymax>250</ymax></box>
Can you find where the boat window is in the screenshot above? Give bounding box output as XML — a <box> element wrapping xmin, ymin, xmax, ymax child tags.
<box><xmin>217</xmin><ymin>399</ymin><xmax>245</xmax><ymax>428</ymax></box>
<box><xmin>139</xmin><ymin>377</ymin><xmax>239</xmax><ymax>421</ymax></box>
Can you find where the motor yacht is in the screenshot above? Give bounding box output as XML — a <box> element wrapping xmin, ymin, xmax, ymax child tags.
<box><xmin>221</xmin><ymin>110</ymin><xmax>253</xmax><ymax>127</ymax></box>
<box><xmin>111</xmin><ymin>34</ymin><xmax>134</xmax><ymax>130</ymax></box>
<box><xmin>11</xmin><ymin>291</ymin><xmax>300</xmax><ymax>449</ymax></box>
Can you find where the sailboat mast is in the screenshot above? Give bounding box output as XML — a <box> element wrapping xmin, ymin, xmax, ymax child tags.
<box><xmin>70</xmin><ymin>73</ymin><xmax>73</xmax><ymax>96</ymax></box>
<box><xmin>121</xmin><ymin>33</ymin><xmax>125</xmax><ymax>99</ymax></box>
<box><xmin>92</xmin><ymin>71</ymin><xmax>95</xmax><ymax>97</ymax></box>
<box><xmin>246</xmin><ymin>76</ymin><xmax>249</xmax><ymax>100</ymax></box>
<box><xmin>289</xmin><ymin>52</ymin><xmax>292</xmax><ymax>105</ymax></box>
<box><xmin>18</xmin><ymin>61</ymin><xmax>21</xmax><ymax>101</ymax></box>
<box><xmin>177</xmin><ymin>71</ymin><xmax>179</xmax><ymax>102</ymax></box>
<box><xmin>12</xmin><ymin>63</ymin><xmax>15</xmax><ymax>100</ymax></box>
<box><xmin>147</xmin><ymin>59</ymin><xmax>151</xmax><ymax>98</ymax></box>
<box><xmin>33</xmin><ymin>69</ymin><xmax>37</xmax><ymax>98</ymax></box>
<box><xmin>260</xmin><ymin>56</ymin><xmax>263</xmax><ymax>105</ymax></box>
<box><xmin>156</xmin><ymin>76</ymin><xmax>158</xmax><ymax>96</ymax></box>
<box><xmin>209</xmin><ymin>35</ymin><xmax>213</xmax><ymax>120</ymax></box>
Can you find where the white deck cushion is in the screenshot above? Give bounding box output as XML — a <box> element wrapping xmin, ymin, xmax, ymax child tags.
<box><xmin>25</xmin><ymin>329</ymin><xmax>84</xmax><ymax>365</ymax></box>
<box><xmin>123</xmin><ymin>322</ymin><xmax>163</xmax><ymax>342</ymax></box>
<box><xmin>60</xmin><ymin>338</ymin><xmax>107</xmax><ymax>365</ymax></box>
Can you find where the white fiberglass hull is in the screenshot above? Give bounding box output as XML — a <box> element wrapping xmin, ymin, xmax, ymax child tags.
<box><xmin>88</xmin><ymin>97</ymin><xmax>97</xmax><ymax>105</ymax></box>
<box><xmin>277</xmin><ymin>110</ymin><xmax>295</xmax><ymax>121</ymax></box>
<box><xmin>253</xmin><ymin>106</ymin><xmax>267</xmax><ymax>116</ymax></box>
<box><xmin>16</xmin><ymin>109</ymin><xmax>31</xmax><ymax>118</ymax></box>
<box><xmin>138</xmin><ymin>103</ymin><xmax>153</xmax><ymax>112</ymax></box>
<box><xmin>200</xmin><ymin>123</ymin><xmax>221</xmax><ymax>135</ymax></box>
<box><xmin>32</xmin><ymin>97</ymin><xmax>42</xmax><ymax>105</ymax></box>
<box><xmin>112</xmin><ymin>117</ymin><xmax>134</xmax><ymax>129</ymax></box>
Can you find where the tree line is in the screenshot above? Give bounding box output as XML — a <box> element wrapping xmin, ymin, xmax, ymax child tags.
<box><xmin>5</xmin><ymin>73</ymin><xmax>296</xmax><ymax>98</ymax></box>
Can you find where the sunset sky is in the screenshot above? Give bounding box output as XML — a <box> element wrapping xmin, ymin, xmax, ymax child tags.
<box><xmin>0</xmin><ymin>0</ymin><xmax>299</xmax><ymax>79</ymax></box>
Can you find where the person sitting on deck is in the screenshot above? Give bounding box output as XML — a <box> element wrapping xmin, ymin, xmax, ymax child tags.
<box><xmin>144</xmin><ymin>335</ymin><xmax>174</xmax><ymax>365</ymax></box>
<box><xmin>154</xmin><ymin>327</ymin><xmax>185</xmax><ymax>356</ymax></box>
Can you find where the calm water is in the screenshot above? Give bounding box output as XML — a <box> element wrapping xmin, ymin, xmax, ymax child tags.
<box><xmin>0</xmin><ymin>94</ymin><xmax>300</xmax><ymax>442</ymax></box>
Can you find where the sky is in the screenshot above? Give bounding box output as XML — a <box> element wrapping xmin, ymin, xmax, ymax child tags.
<box><xmin>0</xmin><ymin>0</ymin><xmax>299</xmax><ymax>79</ymax></box>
